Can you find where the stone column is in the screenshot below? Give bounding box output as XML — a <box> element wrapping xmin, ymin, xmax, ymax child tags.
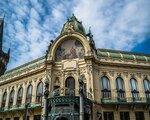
<box><xmin>13</xmin><ymin>85</ymin><xmax>18</xmax><ymax>106</ymax></box>
<box><xmin>130</xmin><ymin>111</ymin><xmax>135</xmax><ymax>120</ymax></box>
<box><xmin>124</xmin><ymin>76</ymin><xmax>131</xmax><ymax>101</ymax></box>
<box><xmin>32</xmin><ymin>80</ymin><xmax>36</xmax><ymax>104</ymax></box>
<box><xmin>110</xmin><ymin>75</ymin><xmax>116</xmax><ymax>99</ymax></box>
<box><xmin>22</xmin><ymin>82</ymin><xmax>27</xmax><ymax>104</ymax></box>
<box><xmin>0</xmin><ymin>89</ymin><xmax>2</xmax><ymax>107</ymax></box>
<box><xmin>114</xmin><ymin>111</ymin><xmax>119</xmax><ymax>120</ymax></box>
<box><xmin>5</xmin><ymin>88</ymin><xmax>10</xmax><ymax>109</ymax></box>
<box><xmin>29</xmin><ymin>114</ymin><xmax>34</xmax><ymax>120</ymax></box>
<box><xmin>144</xmin><ymin>110</ymin><xmax>150</xmax><ymax>120</ymax></box>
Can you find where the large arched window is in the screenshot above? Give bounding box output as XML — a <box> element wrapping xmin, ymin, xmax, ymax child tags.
<box><xmin>26</xmin><ymin>84</ymin><xmax>33</xmax><ymax>103</ymax></box>
<box><xmin>101</xmin><ymin>76</ymin><xmax>111</xmax><ymax>98</ymax></box>
<box><xmin>116</xmin><ymin>77</ymin><xmax>125</xmax><ymax>99</ymax></box>
<box><xmin>8</xmin><ymin>89</ymin><xmax>15</xmax><ymax>108</ymax></box>
<box><xmin>143</xmin><ymin>79</ymin><xmax>150</xmax><ymax>99</ymax></box>
<box><xmin>130</xmin><ymin>78</ymin><xmax>139</xmax><ymax>99</ymax></box>
<box><xmin>17</xmin><ymin>87</ymin><xmax>23</xmax><ymax>106</ymax></box>
<box><xmin>65</xmin><ymin>77</ymin><xmax>75</xmax><ymax>96</ymax></box>
<box><xmin>1</xmin><ymin>92</ymin><xmax>7</xmax><ymax>108</ymax></box>
<box><xmin>36</xmin><ymin>82</ymin><xmax>43</xmax><ymax>103</ymax></box>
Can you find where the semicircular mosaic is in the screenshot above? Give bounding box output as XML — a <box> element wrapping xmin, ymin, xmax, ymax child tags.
<box><xmin>55</xmin><ymin>39</ymin><xmax>85</xmax><ymax>61</ymax></box>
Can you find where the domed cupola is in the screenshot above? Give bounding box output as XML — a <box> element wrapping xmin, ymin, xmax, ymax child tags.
<box><xmin>60</xmin><ymin>14</ymin><xmax>86</xmax><ymax>36</ymax></box>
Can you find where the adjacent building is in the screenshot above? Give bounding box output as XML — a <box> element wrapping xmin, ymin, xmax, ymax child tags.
<box><xmin>0</xmin><ymin>15</ymin><xmax>150</xmax><ymax>120</ymax></box>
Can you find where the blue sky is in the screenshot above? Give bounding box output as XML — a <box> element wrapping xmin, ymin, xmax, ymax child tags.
<box><xmin>0</xmin><ymin>0</ymin><xmax>150</xmax><ymax>70</ymax></box>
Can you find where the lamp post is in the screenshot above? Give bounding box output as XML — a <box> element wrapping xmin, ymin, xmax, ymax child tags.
<box><xmin>44</xmin><ymin>80</ymin><xmax>49</xmax><ymax>120</ymax></box>
<box><xmin>79</xmin><ymin>75</ymin><xmax>85</xmax><ymax>120</ymax></box>
<box><xmin>24</xmin><ymin>102</ymin><xmax>30</xmax><ymax>120</ymax></box>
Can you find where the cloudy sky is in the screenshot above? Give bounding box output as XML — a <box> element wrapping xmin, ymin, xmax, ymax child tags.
<box><xmin>0</xmin><ymin>0</ymin><xmax>150</xmax><ymax>70</ymax></box>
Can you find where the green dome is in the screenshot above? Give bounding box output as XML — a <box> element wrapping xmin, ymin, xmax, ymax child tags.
<box><xmin>61</xmin><ymin>14</ymin><xmax>86</xmax><ymax>36</ymax></box>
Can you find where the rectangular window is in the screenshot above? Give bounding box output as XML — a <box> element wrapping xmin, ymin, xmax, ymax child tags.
<box><xmin>14</xmin><ymin>117</ymin><xmax>19</xmax><ymax>120</ymax></box>
<box><xmin>135</xmin><ymin>112</ymin><xmax>145</xmax><ymax>120</ymax></box>
<box><xmin>6</xmin><ymin>119</ymin><xmax>10</xmax><ymax>120</ymax></box>
<box><xmin>34</xmin><ymin>115</ymin><xmax>41</xmax><ymax>120</ymax></box>
<box><xmin>120</xmin><ymin>112</ymin><xmax>130</xmax><ymax>120</ymax></box>
<box><xmin>103</xmin><ymin>112</ymin><xmax>114</xmax><ymax>120</ymax></box>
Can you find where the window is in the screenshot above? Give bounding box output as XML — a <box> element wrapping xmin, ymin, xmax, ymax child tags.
<box><xmin>34</xmin><ymin>115</ymin><xmax>41</xmax><ymax>120</ymax></box>
<box><xmin>14</xmin><ymin>117</ymin><xmax>19</xmax><ymax>120</ymax></box>
<box><xmin>130</xmin><ymin>78</ymin><xmax>139</xmax><ymax>100</ymax></box>
<box><xmin>143</xmin><ymin>79</ymin><xmax>150</xmax><ymax>99</ymax></box>
<box><xmin>135</xmin><ymin>112</ymin><xmax>144</xmax><ymax>120</ymax></box>
<box><xmin>103</xmin><ymin>112</ymin><xmax>114</xmax><ymax>120</ymax></box>
<box><xmin>1</xmin><ymin>92</ymin><xmax>7</xmax><ymax>108</ymax></box>
<box><xmin>8</xmin><ymin>89</ymin><xmax>15</xmax><ymax>108</ymax></box>
<box><xmin>17</xmin><ymin>87</ymin><xmax>23</xmax><ymax>106</ymax></box>
<box><xmin>26</xmin><ymin>84</ymin><xmax>33</xmax><ymax>103</ymax></box>
<box><xmin>120</xmin><ymin>112</ymin><xmax>130</xmax><ymax>120</ymax></box>
<box><xmin>116</xmin><ymin>77</ymin><xmax>125</xmax><ymax>99</ymax></box>
<box><xmin>65</xmin><ymin>77</ymin><xmax>75</xmax><ymax>96</ymax></box>
<box><xmin>36</xmin><ymin>82</ymin><xmax>43</xmax><ymax>103</ymax></box>
<box><xmin>101</xmin><ymin>76</ymin><xmax>111</xmax><ymax>98</ymax></box>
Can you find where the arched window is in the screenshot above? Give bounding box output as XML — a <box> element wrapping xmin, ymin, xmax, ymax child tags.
<box><xmin>116</xmin><ymin>77</ymin><xmax>125</xmax><ymax>99</ymax></box>
<box><xmin>1</xmin><ymin>92</ymin><xmax>7</xmax><ymax>108</ymax></box>
<box><xmin>101</xmin><ymin>76</ymin><xmax>111</xmax><ymax>98</ymax></box>
<box><xmin>17</xmin><ymin>87</ymin><xmax>23</xmax><ymax>106</ymax></box>
<box><xmin>143</xmin><ymin>79</ymin><xmax>150</xmax><ymax>99</ymax></box>
<box><xmin>65</xmin><ymin>77</ymin><xmax>75</xmax><ymax>96</ymax></box>
<box><xmin>130</xmin><ymin>78</ymin><xmax>139</xmax><ymax>99</ymax></box>
<box><xmin>36</xmin><ymin>82</ymin><xmax>43</xmax><ymax>103</ymax></box>
<box><xmin>26</xmin><ymin>84</ymin><xmax>33</xmax><ymax>103</ymax></box>
<box><xmin>8</xmin><ymin>89</ymin><xmax>15</xmax><ymax>108</ymax></box>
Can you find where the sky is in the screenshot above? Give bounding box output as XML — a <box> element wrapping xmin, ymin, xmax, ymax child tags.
<box><xmin>0</xmin><ymin>0</ymin><xmax>150</xmax><ymax>70</ymax></box>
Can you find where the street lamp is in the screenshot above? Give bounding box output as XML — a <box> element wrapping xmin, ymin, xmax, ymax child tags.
<box><xmin>79</xmin><ymin>74</ymin><xmax>85</xmax><ymax>120</ymax></box>
<box><xmin>44</xmin><ymin>80</ymin><xmax>49</xmax><ymax>120</ymax></box>
<box><xmin>24</xmin><ymin>102</ymin><xmax>30</xmax><ymax>120</ymax></box>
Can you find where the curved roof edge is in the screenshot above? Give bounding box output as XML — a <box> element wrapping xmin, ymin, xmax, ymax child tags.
<box><xmin>97</xmin><ymin>48</ymin><xmax>150</xmax><ymax>62</ymax></box>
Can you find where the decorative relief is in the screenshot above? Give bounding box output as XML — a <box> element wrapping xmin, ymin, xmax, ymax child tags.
<box><xmin>130</xmin><ymin>73</ymin><xmax>136</xmax><ymax>79</ymax></box>
<box><xmin>79</xmin><ymin>67</ymin><xmax>86</xmax><ymax>74</ymax></box>
<box><xmin>101</xmin><ymin>71</ymin><xmax>107</xmax><ymax>76</ymax></box>
<box><xmin>55</xmin><ymin>39</ymin><xmax>85</xmax><ymax>61</ymax></box>
<box><xmin>123</xmin><ymin>71</ymin><xmax>128</xmax><ymax>78</ymax></box>
<box><xmin>94</xmin><ymin>68</ymin><xmax>100</xmax><ymax>75</ymax></box>
<box><xmin>136</xmin><ymin>72</ymin><xmax>142</xmax><ymax>78</ymax></box>
<box><xmin>109</xmin><ymin>70</ymin><xmax>114</xmax><ymax>77</ymax></box>
<box><xmin>143</xmin><ymin>74</ymin><xmax>148</xmax><ymax>79</ymax></box>
<box><xmin>117</xmin><ymin>73</ymin><xmax>122</xmax><ymax>77</ymax></box>
<box><xmin>63</xmin><ymin>60</ymin><xmax>77</xmax><ymax>70</ymax></box>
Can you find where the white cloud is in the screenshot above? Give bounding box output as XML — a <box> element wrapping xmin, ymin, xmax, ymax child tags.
<box><xmin>73</xmin><ymin>0</ymin><xmax>150</xmax><ymax>50</ymax></box>
<box><xmin>0</xmin><ymin>0</ymin><xmax>149</xmax><ymax>70</ymax></box>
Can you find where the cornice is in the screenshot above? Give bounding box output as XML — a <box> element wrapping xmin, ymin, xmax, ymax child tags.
<box><xmin>0</xmin><ymin>57</ymin><xmax>45</xmax><ymax>83</ymax></box>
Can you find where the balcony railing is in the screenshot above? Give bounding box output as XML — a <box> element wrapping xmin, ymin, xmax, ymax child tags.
<box><xmin>101</xmin><ymin>97</ymin><xmax>150</xmax><ymax>104</ymax></box>
<box><xmin>51</xmin><ymin>88</ymin><xmax>93</xmax><ymax>99</ymax></box>
<box><xmin>0</xmin><ymin>102</ymin><xmax>43</xmax><ymax>113</ymax></box>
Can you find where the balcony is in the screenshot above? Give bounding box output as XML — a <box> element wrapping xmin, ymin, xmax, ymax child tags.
<box><xmin>0</xmin><ymin>102</ymin><xmax>43</xmax><ymax>113</ymax></box>
<box><xmin>101</xmin><ymin>97</ymin><xmax>149</xmax><ymax>105</ymax></box>
<box><xmin>49</xmin><ymin>88</ymin><xmax>92</xmax><ymax>106</ymax></box>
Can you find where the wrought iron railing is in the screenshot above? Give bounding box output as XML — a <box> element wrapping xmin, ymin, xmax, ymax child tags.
<box><xmin>101</xmin><ymin>97</ymin><xmax>150</xmax><ymax>104</ymax></box>
<box><xmin>50</xmin><ymin>88</ymin><xmax>93</xmax><ymax>99</ymax></box>
<box><xmin>0</xmin><ymin>102</ymin><xmax>43</xmax><ymax>113</ymax></box>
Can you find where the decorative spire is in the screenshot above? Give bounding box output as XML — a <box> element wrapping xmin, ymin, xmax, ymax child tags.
<box><xmin>0</xmin><ymin>17</ymin><xmax>10</xmax><ymax>76</ymax></box>
<box><xmin>0</xmin><ymin>17</ymin><xmax>4</xmax><ymax>50</ymax></box>
<box><xmin>61</xmin><ymin>14</ymin><xmax>86</xmax><ymax>36</ymax></box>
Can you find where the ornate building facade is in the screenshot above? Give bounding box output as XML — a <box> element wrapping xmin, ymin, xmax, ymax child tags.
<box><xmin>0</xmin><ymin>15</ymin><xmax>150</xmax><ymax>120</ymax></box>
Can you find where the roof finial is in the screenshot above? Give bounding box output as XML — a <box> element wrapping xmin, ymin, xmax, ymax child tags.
<box><xmin>87</xmin><ymin>27</ymin><xmax>93</xmax><ymax>38</ymax></box>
